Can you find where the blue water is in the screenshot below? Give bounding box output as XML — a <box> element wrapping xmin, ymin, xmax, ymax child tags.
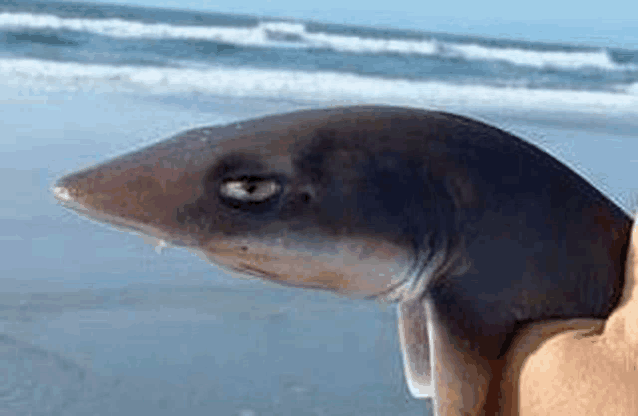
<box><xmin>1</xmin><ymin>0</ymin><xmax>638</xmax><ymax>103</ymax></box>
<box><xmin>1</xmin><ymin>1</ymin><xmax>638</xmax><ymax>415</ymax></box>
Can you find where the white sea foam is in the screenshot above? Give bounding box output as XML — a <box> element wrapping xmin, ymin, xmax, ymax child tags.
<box><xmin>2</xmin><ymin>57</ymin><xmax>637</xmax><ymax>115</ymax></box>
<box><xmin>0</xmin><ymin>12</ymin><xmax>287</xmax><ymax>47</ymax></box>
<box><xmin>0</xmin><ymin>12</ymin><xmax>634</xmax><ymax>72</ymax></box>
<box><xmin>448</xmin><ymin>42</ymin><xmax>621</xmax><ymax>71</ymax></box>
<box><xmin>626</xmin><ymin>82</ymin><xmax>638</xmax><ymax>96</ymax></box>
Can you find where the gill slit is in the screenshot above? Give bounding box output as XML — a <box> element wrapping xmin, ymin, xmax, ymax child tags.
<box><xmin>374</xmin><ymin>238</ymin><xmax>447</xmax><ymax>303</ymax></box>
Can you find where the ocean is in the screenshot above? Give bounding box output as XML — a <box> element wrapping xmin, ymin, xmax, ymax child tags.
<box><xmin>1</xmin><ymin>0</ymin><xmax>637</xmax><ymax>415</ymax></box>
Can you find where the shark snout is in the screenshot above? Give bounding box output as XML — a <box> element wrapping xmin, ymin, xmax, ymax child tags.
<box><xmin>52</xmin><ymin>160</ymin><xmax>205</xmax><ymax>248</ymax></box>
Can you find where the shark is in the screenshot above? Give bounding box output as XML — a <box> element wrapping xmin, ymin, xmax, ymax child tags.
<box><xmin>53</xmin><ymin>106</ymin><xmax>633</xmax><ymax>415</ymax></box>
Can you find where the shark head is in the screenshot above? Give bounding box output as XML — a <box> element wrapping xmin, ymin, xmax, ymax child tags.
<box><xmin>53</xmin><ymin>106</ymin><xmax>468</xmax><ymax>301</ymax></box>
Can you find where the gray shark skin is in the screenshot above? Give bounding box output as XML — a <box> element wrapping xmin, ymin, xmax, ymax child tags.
<box><xmin>53</xmin><ymin>106</ymin><xmax>633</xmax><ymax>414</ymax></box>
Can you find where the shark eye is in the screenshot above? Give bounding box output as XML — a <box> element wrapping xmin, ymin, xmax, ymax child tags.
<box><xmin>219</xmin><ymin>177</ymin><xmax>282</xmax><ymax>203</ymax></box>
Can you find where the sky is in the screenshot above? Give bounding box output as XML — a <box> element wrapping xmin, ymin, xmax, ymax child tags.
<box><xmin>83</xmin><ymin>0</ymin><xmax>638</xmax><ymax>49</ymax></box>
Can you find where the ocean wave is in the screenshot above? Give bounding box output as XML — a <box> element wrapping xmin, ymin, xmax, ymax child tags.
<box><xmin>0</xmin><ymin>12</ymin><xmax>635</xmax><ymax>72</ymax></box>
<box><xmin>2</xmin><ymin>57</ymin><xmax>637</xmax><ymax>114</ymax></box>
<box><xmin>448</xmin><ymin>43</ymin><xmax>623</xmax><ymax>71</ymax></box>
